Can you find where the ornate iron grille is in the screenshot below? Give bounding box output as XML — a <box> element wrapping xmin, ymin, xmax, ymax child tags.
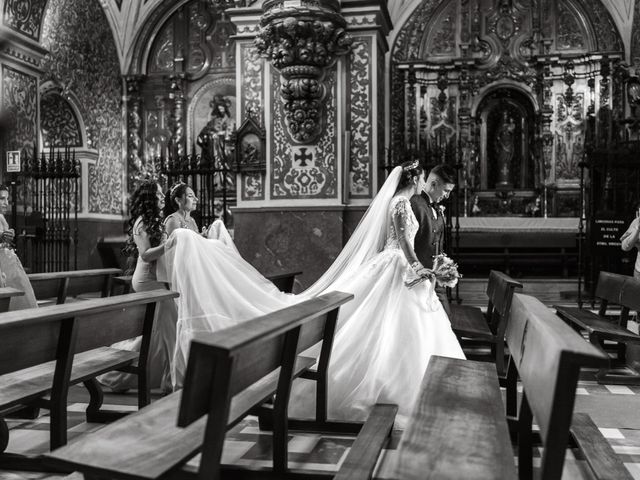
<box><xmin>19</xmin><ymin>147</ymin><xmax>79</xmax><ymax>272</ymax></box>
<box><xmin>159</xmin><ymin>145</ymin><xmax>235</xmax><ymax>231</ymax></box>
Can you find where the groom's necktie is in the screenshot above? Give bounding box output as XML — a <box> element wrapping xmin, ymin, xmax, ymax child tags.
<box><xmin>428</xmin><ymin>200</ymin><xmax>438</xmax><ymax>219</ymax></box>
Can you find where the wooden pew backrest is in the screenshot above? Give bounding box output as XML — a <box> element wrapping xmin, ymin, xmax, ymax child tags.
<box><xmin>506</xmin><ymin>293</ymin><xmax>608</xmax><ymax>479</ymax></box>
<box><xmin>595</xmin><ymin>271</ymin><xmax>627</xmax><ymax>309</ymax></box>
<box><xmin>486</xmin><ymin>270</ymin><xmax>523</xmax><ymax>320</ymax></box>
<box><xmin>28</xmin><ymin>268</ymin><xmax>122</xmax><ymax>303</ymax></box>
<box><xmin>620</xmin><ymin>276</ymin><xmax>640</xmax><ymax>312</ymax></box>
<box><xmin>178</xmin><ymin>292</ymin><xmax>353</xmax><ymax>428</ymax></box>
<box><xmin>266</xmin><ymin>271</ymin><xmax>302</xmax><ymax>294</ymax></box>
<box><xmin>0</xmin><ymin>290</ymin><xmax>178</xmax><ymax>374</ymax></box>
<box><xmin>487</xmin><ymin>270</ymin><xmax>522</xmax><ymax>338</ymax></box>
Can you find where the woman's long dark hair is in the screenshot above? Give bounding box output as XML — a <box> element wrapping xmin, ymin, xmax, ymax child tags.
<box><xmin>163</xmin><ymin>182</ymin><xmax>189</xmax><ymax>219</ymax></box>
<box><xmin>122</xmin><ymin>180</ymin><xmax>164</xmax><ymax>275</ymax></box>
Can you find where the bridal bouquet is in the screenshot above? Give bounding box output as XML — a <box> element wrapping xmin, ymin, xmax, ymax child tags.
<box><xmin>405</xmin><ymin>254</ymin><xmax>462</xmax><ymax>289</ymax></box>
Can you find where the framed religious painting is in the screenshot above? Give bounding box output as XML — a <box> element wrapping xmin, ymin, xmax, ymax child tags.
<box><xmin>234</xmin><ymin>116</ymin><xmax>265</xmax><ymax>173</ymax></box>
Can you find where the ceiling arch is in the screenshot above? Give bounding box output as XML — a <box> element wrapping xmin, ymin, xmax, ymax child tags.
<box><xmin>388</xmin><ymin>0</ymin><xmax>634</xmax><ymax>63</ymax></box>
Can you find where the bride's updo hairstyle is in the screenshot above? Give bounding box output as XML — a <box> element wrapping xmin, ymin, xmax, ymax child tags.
<box><xmin>163</xmin><ymin>182</ymin><xmax>189</xmax><ymax>218</ymax></box>
<box><xmin>396</xmin><ymin>159</ymin><xmax>424</xmax><ymax>192</ymax></box>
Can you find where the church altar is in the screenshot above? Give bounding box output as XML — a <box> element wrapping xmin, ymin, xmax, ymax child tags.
<box><xmin>453</xmin><ymin>217</ymin><xmax>580</xmax><ymax>277</ymax></box>
<box><xmin>456</xmin><ymin>217</ymin><xmax>579</xmax><ymax>233</ymax></box>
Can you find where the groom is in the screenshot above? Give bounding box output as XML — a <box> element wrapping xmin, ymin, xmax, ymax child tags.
<box><xmin>410</xmin><ymin>164</ymin><xmax>457</xmax><ymax>314</ymax></box>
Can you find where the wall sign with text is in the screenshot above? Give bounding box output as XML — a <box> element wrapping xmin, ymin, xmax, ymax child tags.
<box><xmin>6</xmin><ymin>151</ymin><xmax>20</xmax><ymax>173</ymax></box>
<box><xmin>592</xmin><ymin>217</ymin><xmax>626</xmax><ymax>251</ymax></box>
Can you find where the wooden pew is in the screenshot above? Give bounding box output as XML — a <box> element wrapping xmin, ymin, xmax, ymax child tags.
<box><xmin>0</xmin><ymin>287</ymin><xmax>24</xmax><ymax>312</ymax></box>
<box><xmin>397</xmin><ymin>293</ymin><xmax>614</xmax><ymax>480</ymax></box>
<box><xmin>46</xmin><ymin>291</ymin><xmax>375</xmax><ymax>480</ymax></box>
<box><xmin>110</xmin><ymin>275</ymin><xmax>133</xmax><ymax>295</ymax></box>
<box><xmin>396</xmin><ymin>356</ymin><xmax>516</xmax><ymax>479</ymax></box>
<box><xmin>266</xmin><ymin>270</ymin><xmax>302</xmax><ymax>294</ymax></box>
<box><xmin>28</xmin><ymin>268</ymin><xmax>122</xmax><ymax>305</ymax></box>
<box><xmin>554</xmin><ymin>271</ymin><xmax>640</xmax><ymax>384</ymax></box>
<box><xmin>504</xmin><ymin>294</ymin><xmax>624</xmax><ymax>480</ymax></box>
<box><xmin>449</xmin><ymin>270</ymin><xmax>522</xmax><ymax>375</ymax></box>
<box><xmin>0</xmin><ymin>289</ymin><xmax>178</xmax><ymax>471</ymax></box>
<box><xmin>108</xmin><ymin>271</ymin><xmax>302</xmax><ymax>296</ymax></box>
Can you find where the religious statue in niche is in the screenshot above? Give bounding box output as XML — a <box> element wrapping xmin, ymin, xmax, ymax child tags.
<box><xmin>494</xmin><ymin>111</ymin><xmax>516</xmax><ymax>188</ymax></box>
<box><xmin>196</xmin><ymin>94</ymin><xmax>236</xmax><ymax>190</ymax></box>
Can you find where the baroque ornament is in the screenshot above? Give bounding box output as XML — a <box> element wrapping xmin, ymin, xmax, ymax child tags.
<box><xmin>255</xmin><ymin>0</ymin><xmax>352</xmax><ymax>144</ymax></box>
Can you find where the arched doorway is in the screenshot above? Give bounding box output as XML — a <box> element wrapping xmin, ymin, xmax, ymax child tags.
<box><xmin>476</xmin><ymin>87</ymin><xmax>537</xmax><ymax>191</ymax></box>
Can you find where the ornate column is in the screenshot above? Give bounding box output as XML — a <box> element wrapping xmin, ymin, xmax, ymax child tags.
<box><xmin>540</xmin><ymin>59</ymin><xmax>554</xmax><ymax>186</ymax></box>
<box><xmin>405</xmin><ymin>67</ymin><xmax>417</xmax><ymax>150</ymax></box>
<box><xmin>125</xmin><ymin>75</ymin><xmax>144</xmax><ymax>187</ymax></box>
<box><xmin>169</xmin><ymin>75</ymin><xmax>186</xmax><ymax>157</ymax></box>
<box><xmin>341</xmin><ymin>0</ymin><xmax>391</xmax><ymax>200</ymax></box>
<box><xmin>228</xmin><ymin>0</ymin><xmax>392</xmax><ymax>289</ymax></box>
<box><xmin>229</xmin><ymin>6</ymin><xmax>267</xmax><ymax>202</ymax></box>
<box><xmin>256</xmin><ymin>0</ymin><xmax>352</xmax><ymax>144</ymax></box>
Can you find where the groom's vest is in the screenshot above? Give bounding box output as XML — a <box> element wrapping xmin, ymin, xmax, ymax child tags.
<box><xmin>410</xmin><ymin>192</ymin><xmax>445</xmax><ymax>269</ymax></box>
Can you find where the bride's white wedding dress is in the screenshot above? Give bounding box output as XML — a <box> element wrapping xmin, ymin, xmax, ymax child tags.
<box><xmin>287</xmin><ymin>196</ymin><xmax>464</xmax><ymax>427</ymax></box>
<box><xmin>164</xmin><ymin>167</ymin><xmax>464</xmax><ymax>428</ymax></box>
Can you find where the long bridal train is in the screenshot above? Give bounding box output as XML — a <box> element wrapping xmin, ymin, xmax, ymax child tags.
<box><xmin>165</xmin><ymin>167</ymin><xmax>464</xmax><ymax>429</ymax></box>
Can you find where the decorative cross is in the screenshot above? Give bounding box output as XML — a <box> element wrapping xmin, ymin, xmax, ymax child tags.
<box><xmin>294</xmin><ymin>148</ymin><xmax>313</xmax><ymax>167</ymax></box>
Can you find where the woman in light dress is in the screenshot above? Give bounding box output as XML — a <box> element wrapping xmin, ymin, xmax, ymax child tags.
<box><xmin>163</xmin><ymin>182</ymin><xmax>200</xmax><ymax>236</ymax></box>
<box><xmin>0</xmin><ymin>184</ymin><xmax>37</xmax><ymax>310</ymax></box>
<box><xmin>98</xmin><ymin>180</ymin><xmax>177</xmax><ymax>393</ymax></box>
<box><xmin>165</xmin><ymin>161</ymin><xmax>464</xmax><ymax>427</ymax></box>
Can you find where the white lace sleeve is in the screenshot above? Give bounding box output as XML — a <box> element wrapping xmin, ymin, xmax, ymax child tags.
<box><xmin>390</xmin><ymin>197</ymin><xmax>412</xmax><ymax>234</ymax></box>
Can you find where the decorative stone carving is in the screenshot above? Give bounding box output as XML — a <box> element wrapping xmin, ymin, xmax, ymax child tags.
<box><xmin>632</xmin><ymin>0</ymin><xmax>640</xmax><ymax>68</ymax></box>
<box><xmin>555</xmin><ymin>93</ymin><xmax>584</xmax><ymax>181</ymax></box>
<box><xmin>581</xmin><ymin>0</ymin><xmax>623</xmax><ymax>52</ymax></box>
<box><xmin>169</xmin><ymin>75</ymin><xmax>186</xmax><ymax>157</ymax></box>
<box><xmin>406</xmin><ymin>67</ymin><xmax>417</xmax><ymax>149</ymax></box>
<box><xmin>255</xmin><ymin>0</ymin><xmax>352</xmax><ymax>144</ymax></box>
<box><xmin>125</xmin><ymin>76</ymin><xmax>147</xmax><ymax>186</ymax></box>
<box><xmin>429</xmin><ymin>1</ymin><xmax>456</xmax><ymax>56</ymax></box>
<box><xmin>1</xmin><ymin>66</ymin><xmax>37</xmax><ymax>152</ymax></box>
<box><xmin>556</xmin><ymin>0</ymin><xmax>585</xmax><ymax>50</ymax></box>
<box><xmin>348</xmin><ymin>37</ymin><xmax>372</xmax><ymax>198</ymax></box>
<box><xmin>241</xmin><ymin>44</ymin><xmax>264</xmax><ymax>124</ymax></box>
<box><xmin>40</xmin><ymin>93</ymin><xmax>82</xmax><ymax>147</ymax></box>
<box><xmin>149</xmin><ymin>21</ymin><xmax>174</xmax><ymax>73</ymax></box>
<box><xmin>3</xmin><ymin>0</ymin><xmax>48</xmax><ymax>41</ymax></box>
<box><xmin>271</xmin><ymin>69</ymin><xmax>337</xmax><ymax>199</ymax></box>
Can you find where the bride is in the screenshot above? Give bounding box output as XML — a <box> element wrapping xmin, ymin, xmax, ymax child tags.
<box><xmin>164</xmin><ymin>160</ymin><xmax>464</xmax><ymax>427</ymax></box>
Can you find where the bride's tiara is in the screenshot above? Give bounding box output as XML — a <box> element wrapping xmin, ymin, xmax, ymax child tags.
<box><xmin>403</xmin><ymin>160</ymin><xmax>420</xmax><ymax>171</ymax></box>
<box><xmin>170</xmin><ymin>181</ymin><xmax>186</xmax><ymax>196</ymax></box>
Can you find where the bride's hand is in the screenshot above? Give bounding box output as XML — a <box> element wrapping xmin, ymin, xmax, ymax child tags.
<box><xmin>416</xmin><ymin>267</ymin><xmax>433</xmax><ymax>279</ymax></box>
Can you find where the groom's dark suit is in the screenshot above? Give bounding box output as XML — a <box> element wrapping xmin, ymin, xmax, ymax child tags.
<box><xmin>410</xmin><ymin>191</ymin><xmax>445</xmax><ymax>269</ymax></box>
<box><xmin>410</xmin><ymin>191</ymin><xmax>450</xmax><ymax>315</ymax></box>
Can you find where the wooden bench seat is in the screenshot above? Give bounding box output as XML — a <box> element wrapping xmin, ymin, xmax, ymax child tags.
<box><xmin>28</xmin><ymin>268</ymin><xmax>122</xmax><ymax>305</ymax></box>
<box><xmin>570</xmin><ymin>413</ymin><xmax>633</xmax><ymax>480</ymax></box>
<box><xmin>0</xmin><ymin>347</ymin><xmax>138</xmax><ymax>411</ymax></box>
<box><xmin>505</xmin><ymin>293</ymin><xmax>618</xmax><ymax>479</ymax></box>
<box><xmin>0</xmin><ymin>289</ymin><xmax>178</xmax><ymax>471</ymax></box>
<box><xmin>450</xmin><ymin>270</ymin><xmax>522</xmax><ymax>375</ymax></box>
<box><xmin>0</xmin><ymin>287</ymin><xmax>24</xmax><ymax>312</ymax></box>
<box><xmin>46</xmin><ymin>355</ymin><xmax>315</xmax><ymax>480</ymax></box>
<box><xmin>554</xmin><ymin>271</ymin><xmax>640</xmax><ymax>384</ymax></box>
<box><xmin>46</xmin><ymin>292</ymin><xmax>356</xmax><ymax>479</ymax></box>
<box><xmin>334</xmin><ymin>404</ymin><xmax>398</xmax><ymax>480</ymax></box>
<box><xmin>396</xmin><ymin>356</ymin><xmax>516</xmax><ymax>479</ymax></box>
